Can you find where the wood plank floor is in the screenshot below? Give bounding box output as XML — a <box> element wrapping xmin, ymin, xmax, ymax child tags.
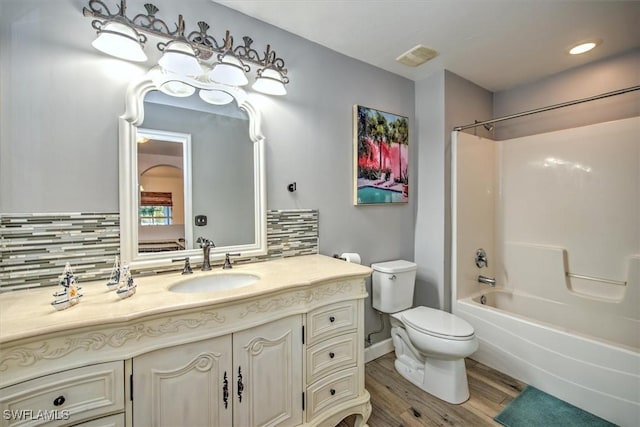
<box><xmin>337</xmin><ymin>352</ymin><xmax>526</xmax><ymax>427</ymax></box>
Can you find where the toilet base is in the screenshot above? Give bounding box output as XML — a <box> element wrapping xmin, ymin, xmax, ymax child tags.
<box><xmin>394</xmin><ymin>357</ymin><xmax>470</xmax><ymax>404</ymax></box>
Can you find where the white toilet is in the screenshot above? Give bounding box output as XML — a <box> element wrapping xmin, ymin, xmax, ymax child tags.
<box><xmin>371</xmin><ymin>260</ymin><xmax>478</xmax><ymax>404</ymax></box>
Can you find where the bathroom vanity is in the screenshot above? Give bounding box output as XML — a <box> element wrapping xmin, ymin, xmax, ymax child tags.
<box><xmin>0</xmin><ymin>255</ymin><xmax>372</xmax><ymax>427</ymax></box>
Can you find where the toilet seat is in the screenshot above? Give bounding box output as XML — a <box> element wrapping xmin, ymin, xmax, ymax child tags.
<box><xmin>400</xmin><ymin>307</ymin><xmax>475</xmax><ymax>341</ymax></box>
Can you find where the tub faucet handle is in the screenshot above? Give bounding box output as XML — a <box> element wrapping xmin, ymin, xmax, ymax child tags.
<box><xmin>475</xmin><ymin>248</ymin><xmax>488</xmax><ymax>268</ymax></box>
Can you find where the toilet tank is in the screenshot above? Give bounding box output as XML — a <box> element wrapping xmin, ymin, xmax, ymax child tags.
<box><xmin>371</xmin><ymin>260</ymin><xmax>417</xmax><ymax>313</ymax></box>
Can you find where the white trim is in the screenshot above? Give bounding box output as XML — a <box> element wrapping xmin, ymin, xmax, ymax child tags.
<box><xmin>451</xmin><ymin>131</ymin><xmax>459</xmax><ymax>304</ymax></box>
<box><xmin>364</xmin><ymin>338</ymin><xmax>394</xmax><ymax>363</ymax></box>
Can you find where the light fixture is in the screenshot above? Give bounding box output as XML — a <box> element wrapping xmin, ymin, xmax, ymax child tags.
<box><xmin>252</xmin><ymin>66</ymin><xmax>288</xmax><ymax>96</ymax></box>
<box><xmin>158</xmin><ymin>40</ymin><xmax>202</xmax><ymax>77</ymax></box>
<box><xmin>199</xmin><ymin>89</ymin><xmax>234</xmax><ymax>105</ymax></box>
<box><xmin>159</xmin><ymin>80</ymin><xmax>196</xmax><ymax>98</ymax></box>
<box><xmin>568</xmin><ymin>40</ymin><xmax>601</xmax><ymax>55</ymax></box>
<box><xmin>91</xmin><ymin>21</ymin><xmax>147</xmax><ymax>62</ymax></box>
<box><xmin>83</xmin><ymin>0</ymin><xmax>290</xmax><ymax>95</ymax></box>
<box><xmin>210</xmin><ymin>53</ymin><xmax>249</xmax><ymax>86</ymax></box>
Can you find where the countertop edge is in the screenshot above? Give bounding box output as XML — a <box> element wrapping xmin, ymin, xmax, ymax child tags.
<box><xmin>0</xmin><ymin>255</ymin><xmax>372</xmax><ymax>345</ymax></box>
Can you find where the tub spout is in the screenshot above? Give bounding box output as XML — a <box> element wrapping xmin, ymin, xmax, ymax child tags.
<box><xmin>478</xmin><ymin>275</ymin><xmax>496</xmax><ymax>287</ymax></box>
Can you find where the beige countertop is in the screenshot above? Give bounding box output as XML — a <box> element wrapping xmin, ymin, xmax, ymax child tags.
<box><xmin>0</xmin><ymin>254</ymin><xmax>371</xmax><ymax>344</ymax></box>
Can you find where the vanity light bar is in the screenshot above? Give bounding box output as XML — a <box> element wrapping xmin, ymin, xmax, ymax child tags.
<box><xmin>82</xmin><ymin>0</ymin><xmax>289</xmax><ymax>87</ymax></box>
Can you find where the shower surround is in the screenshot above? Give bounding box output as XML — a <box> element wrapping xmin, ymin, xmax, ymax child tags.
<box><xmin>452</xmin><ymin>117</ymin><xmax>639</xmax><ymax>426</ymax></box>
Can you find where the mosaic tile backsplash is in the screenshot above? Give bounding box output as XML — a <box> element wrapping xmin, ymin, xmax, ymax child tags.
<box><xmin>0</xmin><ymin>213</ymin><xmax>120</xmax><ymax>291</ymax></box>
<box><xmin>0</xmin><ymin>209</ymin><xmax>319</xmax><ymax>292</ymax></box>
<box><xmin>263</xmin><ymin>209</ymin><xmax>319</xmax><ymax>259</ymax></box>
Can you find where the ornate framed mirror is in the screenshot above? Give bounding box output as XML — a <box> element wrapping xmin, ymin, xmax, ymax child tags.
<box><xmin>119</xmin><ymin>67</ymin><xmax>267</xmax><ymax>269</ymax></box>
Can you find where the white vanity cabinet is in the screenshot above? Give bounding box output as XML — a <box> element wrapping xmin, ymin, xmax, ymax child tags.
<box><xmin>0</xmin><ymin>256</ymin><xmax>372</xmax><ymax>427</ymax></box>
<box><xmin>304</xmin><ymin>300</ymin><xmax>366</xmax><ymax>425</ymax></box>
<box><xmin>0</xmin><ymin>362</ymin><xmax>125</xmax><ymax>427</ymax></box>
<box><xmin>131</xmin><ymin>315</ymin><xmax>302</xmax><ymax>427</ymax></box>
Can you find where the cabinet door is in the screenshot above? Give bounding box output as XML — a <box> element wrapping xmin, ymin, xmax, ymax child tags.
<box><xmin>71</xmin><ymin>413</ymin><xmax>125</xmax><ymax>427</ymax></box>
<box><xmin>233</xmin><ymin>315</ymin><xmax>303</xmax><ymax>427</ymax></box>
<box><xmin>132</xmin><ymin>335</ymin><xmax>232</xmax><ymax>427</ymax></box>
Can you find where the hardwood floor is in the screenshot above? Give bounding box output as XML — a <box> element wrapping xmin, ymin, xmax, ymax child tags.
<box><xmin>338</xmin><ymin>352</ymin><xmax>526</xmax><ymax>427</ymax></box>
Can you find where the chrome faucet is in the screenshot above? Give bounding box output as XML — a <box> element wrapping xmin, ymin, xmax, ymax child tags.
<box><xmin>478</xmin><ymin>275</ymin><xmax>496</xmax><ymax>287</ymax></box>
<box><xmin>196</xmin><ymin>237</ymin><xmax>215</xmax><ymax>271</ymax></box>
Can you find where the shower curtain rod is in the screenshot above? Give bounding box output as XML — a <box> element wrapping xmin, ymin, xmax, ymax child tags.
<box><xmin>453</xmin><ymin>85</ymin><xmax>640</xmax><ymax>131</ymax></box>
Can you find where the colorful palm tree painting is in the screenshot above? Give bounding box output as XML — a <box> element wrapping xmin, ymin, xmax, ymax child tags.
<box><xmin>354</xmin><ymin>105</ymin><xmax>409</xmax><ymax>205</ymax></box>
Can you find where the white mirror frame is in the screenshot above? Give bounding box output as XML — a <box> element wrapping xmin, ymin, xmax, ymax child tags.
<box><xmin>119</xmin><ymin>67</ymin><xmax>267</xmax><ymax>269</ymax></box>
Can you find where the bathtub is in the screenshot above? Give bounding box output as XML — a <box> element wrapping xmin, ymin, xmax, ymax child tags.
<box><xmin>454</xmin><ymin>289</ymin><xmax>639</xmax><ymax>427</ymax></box>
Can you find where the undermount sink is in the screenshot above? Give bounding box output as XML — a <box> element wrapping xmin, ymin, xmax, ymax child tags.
<box><xmin>169</xmin><ymin>273</ymin><xmax>259</xmax><ymax>293</ymax></box>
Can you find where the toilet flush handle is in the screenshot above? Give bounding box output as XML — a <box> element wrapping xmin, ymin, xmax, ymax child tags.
<box><xmin>390</xmin><ymin>275</ymin><xmax>397</xmax><ymax>280</ymax></box>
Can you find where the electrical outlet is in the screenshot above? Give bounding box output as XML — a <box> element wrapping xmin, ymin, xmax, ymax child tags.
<box><xmin>195</xmin><ymin>215</ymin><xmax>207</xmax><ymax>226</ymax></box>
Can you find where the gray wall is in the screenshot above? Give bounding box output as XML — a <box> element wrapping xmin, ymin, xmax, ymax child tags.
<box><xmin>413</xmin><ymin>70</ymin><xmax>493</xmax><ymax>312</ymax></box>
<box><xmin>414</xmin><ymin>71</ymin><xmax>445</xmax><ymax>311</ymax></box>
<box><xmin>493</xmin><ymin>49</ymin><xmax>640</xmax><ymax>140</ymax></box>
<box><xmin>0</xmin><ymin>0</ymin><xmax>415</xmax><ymax>345</ymax></box>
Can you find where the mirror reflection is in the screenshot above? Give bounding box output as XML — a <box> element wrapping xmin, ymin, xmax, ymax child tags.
<box><xmin>137</xmin><ymin>90</ymin><xmax>255</xmax><ymax>256</ymax></box>
<box><xmin>137</xmin><ymin>129</ymin><xmax>190</xmax><ymax>253</ymax></box>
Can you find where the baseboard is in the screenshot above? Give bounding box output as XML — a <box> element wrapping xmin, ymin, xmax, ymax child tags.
<box><xmin>364</xmin><ymin>338</ymin><xmax>394</xmax><ymax>363</ymax></box>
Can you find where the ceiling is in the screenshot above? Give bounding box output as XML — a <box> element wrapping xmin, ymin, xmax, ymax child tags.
<box><xmin>214</xmin><ymin>0</ymin><xmax>639</xmax><ymax>92</ymax></box>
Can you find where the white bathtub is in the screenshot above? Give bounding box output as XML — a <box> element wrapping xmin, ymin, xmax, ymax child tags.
<box><xmin>454</xmin><ymin>289</ymin><xmax>639</xmax><ymax>427</ymax></box>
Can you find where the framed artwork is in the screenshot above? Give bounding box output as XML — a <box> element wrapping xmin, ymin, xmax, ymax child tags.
<box><xmin>353</xmin><ymin>104</ymin><xmax>409</xmax><ymax>205</ymax></box>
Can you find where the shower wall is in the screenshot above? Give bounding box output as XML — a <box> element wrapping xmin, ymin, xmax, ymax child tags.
<box><xmin>498</xmin><ymin>117</ymin><xmax>639</xmax><ymax>305</ymax></box>
<box><xmin>454</xmin><ymin>116</ymin><xmax>639</xmax><ymax>311</ymax></box>
<box><xmin>451</xmin><ymin>132</ymin><xmax>496</xmax><ymax>301</ymax></box>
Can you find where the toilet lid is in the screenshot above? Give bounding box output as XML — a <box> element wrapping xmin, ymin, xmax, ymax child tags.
<box><xmin>401</xmin><ymin>307</ymin><xmax>475</xmax><ymax>341</ymax></box>
<box><xmin>371</xmin><ymin>260</ymin><xmax>417</xmax><ymax>274</ymax></box>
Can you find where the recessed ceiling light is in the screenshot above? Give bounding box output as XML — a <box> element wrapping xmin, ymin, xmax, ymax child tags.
<box><xmin>568</xmin><ymin>40</ymin><xmax>601</xmax><ymax>55</ymax></box>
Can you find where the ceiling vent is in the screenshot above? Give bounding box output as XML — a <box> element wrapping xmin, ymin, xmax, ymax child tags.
<box><xmin>396</xmin><ymin>45</ymin><xmax>438</xmax><ymax>67</ymax></box>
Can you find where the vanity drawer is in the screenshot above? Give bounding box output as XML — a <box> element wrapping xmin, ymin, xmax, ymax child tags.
<box><xmin>306</xmin><ymin>333</ymin><xmax>357</xmax><ymax>383</ymax></box>
<box><xmin>0</xmin><ymin>361</ymin><xmax>124</xmax><ymax>427</ymax></box>
<box><xmin>306</xmin><ymin>301</ymin><xmax>357</xmax><ymax>345</ymax></box>
<box><xmin>306</xmin><ymin>367</ymin><xmax>358</xmax><ymax>421</ymax></box>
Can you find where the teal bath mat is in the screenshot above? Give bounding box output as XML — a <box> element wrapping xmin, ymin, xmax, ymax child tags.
<box><xmin>494</xmin><ymin>386</ymin><xmax>617</xmax><ymax>427</ymax></box>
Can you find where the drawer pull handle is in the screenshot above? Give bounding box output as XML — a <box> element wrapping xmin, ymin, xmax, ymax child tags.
<box><xmin>329</xmin><ymin>352</ymin><xmax>335</xmax><ymax>358</ymax></box>
<box><xmin>53</xmin><ymin>395</ymin><xmax>66</xmax><ymax>406</ymax></box>
<box><xmin>330</xmin><ymin>389</ymin><xmax>336</xmax><ymax>396</ymax></box>
<box><xmin>329</xmin><ymin>316</ymin><xmax>335</xmax><ymax>323</ymax></box>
